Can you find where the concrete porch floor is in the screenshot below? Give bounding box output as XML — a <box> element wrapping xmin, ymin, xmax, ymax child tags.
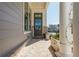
<box><xmin>11</xmin><ymin>39</ymin><xmax>56</xmax><ymax>57</ymax></box>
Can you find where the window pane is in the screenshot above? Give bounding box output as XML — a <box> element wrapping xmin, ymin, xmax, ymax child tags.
<box><xmin>24</xmin><ymin>13</ymin><xmax>28</xmax><ymax>31</ymax></box>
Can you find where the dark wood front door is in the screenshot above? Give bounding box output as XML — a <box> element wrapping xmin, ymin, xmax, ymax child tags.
<box><xmin>34</xmin><ymin>13</ymin><xmax>42</xmax><ymax>38</ymax></box>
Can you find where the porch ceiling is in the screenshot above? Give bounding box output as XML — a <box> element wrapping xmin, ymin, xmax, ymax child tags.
<box><xmin>29</xmin><ymin>2</ymin><xmax>48</xmax><ymax>10</ymax></box>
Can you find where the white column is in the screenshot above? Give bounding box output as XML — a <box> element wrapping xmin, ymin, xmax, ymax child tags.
<box><xmin>73</xmin><ymin>3</ymin><xmax>79</xmax><ymax>57</ymax></box>
<box><xmin>56</xmin><ymin>2</ymin><xmax>73</xmax><ymax>57</ymax></box>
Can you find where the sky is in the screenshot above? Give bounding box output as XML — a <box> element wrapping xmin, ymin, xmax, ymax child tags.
<box><xmin>47</xmin><ymin>2</ymin><xmax>59</xmax><ymax>26</ymax></box>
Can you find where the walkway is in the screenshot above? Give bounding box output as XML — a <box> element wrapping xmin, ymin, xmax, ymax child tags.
<box><xmin>11</xmin><ymin>39</ymin><xmax>55</xmax><ymax>57</ymax></box>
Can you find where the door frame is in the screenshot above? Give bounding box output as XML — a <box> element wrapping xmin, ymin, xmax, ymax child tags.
<box><xmin>34</xmin><ymin>13</ymin><xmax>42</xmax><ymax>37</ymax></box>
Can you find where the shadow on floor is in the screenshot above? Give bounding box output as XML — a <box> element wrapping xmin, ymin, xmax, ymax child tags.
<box><xmin>26</xmin><ymin>38</ymin><xmax>47</xmax><ymax>47</ymax></box>
<box><xmin>48</xmin><ymin>46</ymin><xmax>57</xmax><ymax>57</ymax></box>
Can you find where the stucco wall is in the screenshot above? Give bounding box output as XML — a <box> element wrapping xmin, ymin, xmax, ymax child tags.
<box><xmin>0</xmin><ymin>2</ymin><xmax>27</xmax><ymax>56</ymax></box>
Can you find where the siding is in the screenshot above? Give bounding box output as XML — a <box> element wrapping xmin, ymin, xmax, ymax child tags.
<box><xmin>0</xmin><ymin>2</ymin><xmax>26</xmax><ymax>56</ymax></box>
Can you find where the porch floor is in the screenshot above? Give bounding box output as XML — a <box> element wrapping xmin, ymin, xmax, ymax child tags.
<box><xmin>11</xmin><ymin>39</ymin><xmax>55</xmax><ymax>57</ymax></box>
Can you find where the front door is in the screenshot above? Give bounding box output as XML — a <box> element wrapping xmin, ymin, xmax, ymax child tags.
<box><xmin>34</xmin><ymin>13</ymin><xmax>42</xmax><ymax>38</ymax></box>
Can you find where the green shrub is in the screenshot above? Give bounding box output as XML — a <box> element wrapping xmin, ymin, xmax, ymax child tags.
<box><xmin>49</xmin><ymin>33</ymin><xmax>59</xmax><ymax>40</ymax></box>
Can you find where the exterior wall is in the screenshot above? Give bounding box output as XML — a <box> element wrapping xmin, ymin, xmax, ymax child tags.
<box><xmin>0</xmin><ymin>2</ymin><xmax>27</xmax><ymax>56</ymax></box>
